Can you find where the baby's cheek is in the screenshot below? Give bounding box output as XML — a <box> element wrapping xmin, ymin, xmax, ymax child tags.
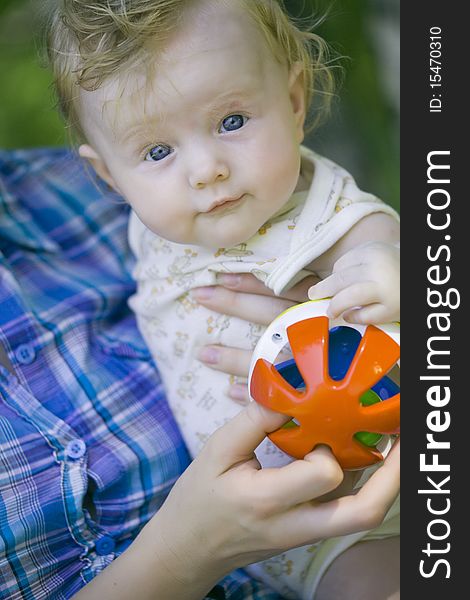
<box><xmin>140</xmin><ymin>207</ymin><xmax>191</xmax><ymax>242</ymax></box>
<box><xmin>269</xmin><ymin>145</ymin><xmax>301</xmax><ymax>197</ymax></box>
<box><xmin>120</xmin><ymin>178</ymin><xmax>189</xmax><ymax>241</ymax></box>
<box><xmin>268</xmin><ymin>121</ymin><xmax>300</xmax><ymax>169</ymax></box>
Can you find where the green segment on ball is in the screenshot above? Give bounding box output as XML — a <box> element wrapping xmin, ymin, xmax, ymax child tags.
<box><xmin>355</xmin><ymin>389</ymin><xmax>383</xmax><ymax>447</ymax></box>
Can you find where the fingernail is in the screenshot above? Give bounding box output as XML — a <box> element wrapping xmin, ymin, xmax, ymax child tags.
<box><xmin>196</xmin><ymin>346</ymin><xmax>220</xmax><ymax>364</ymax></box>
<box><xmin>217</xmin><ymin>273</ymin><xmax>241</xmax><ymax>287</ymax></box>
<box><xmin>192</xmin><ymin>286</ymin><xmax>215</xmax><ymax>300</ymax></box>
<box><xmin>229</xmin><ymin>384</ymin><xmax>249</xmax><ymax>405</ymax></box>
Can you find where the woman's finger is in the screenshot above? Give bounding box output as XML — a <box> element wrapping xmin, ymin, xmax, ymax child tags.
<box><xmin>214</xmin><ymin>273</ymin><xmax>320</xmax><ymax>302</ymax></box>
<box><xmin>254</xmin><ymin>445</ymin><xmax>344</xmax><ymax>508</ymax></box>
<box><xmin>228</xmin><ymin>383</ymin><xmax>250</xmax><ymax>405</ymax></box>
<box><xmin>192</xmin><ymin>286</ymin><xmax>295</xmax><ymax>325</ymax></box>
<box><xmin>192</xmin><ymin>274</ymin><xmax>319</xmax><ymax>323</ymax></box>
<box><xmin>196</xmin><ymin>344</ymin><xmax>252</xmax><ymax>377</ymax></box>
<box><xmin>214</xmin><ymin>273</ymin><xmax>278</xmax><ymax>296</ymax></box>
<box><xmin>197</xmin><ymin>342</ymin><xmax>293</xmax><ymax>378</ymax></box>
<box><xmin>205</xmin><ymin>402</ymin><xmax>290</xmax><ymax>470</ymax></box>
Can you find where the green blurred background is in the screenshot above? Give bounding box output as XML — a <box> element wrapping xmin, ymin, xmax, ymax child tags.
<box><xmin>0</xmin><ymin>0</ymin><xmax>399</xmax><ymax>211</ymax></box>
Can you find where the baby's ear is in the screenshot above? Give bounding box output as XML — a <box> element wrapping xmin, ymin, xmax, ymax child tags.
<box><xmin>79</xmin><ymin>144</ymin><xmax>119</xmax><ymax>191</ymax></box>
<box><xmin>288</xmin><ymin>62</ymin><xmax>306</xmax><ymax>143</ymax></box>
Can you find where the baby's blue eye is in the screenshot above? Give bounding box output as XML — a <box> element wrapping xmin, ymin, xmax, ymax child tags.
<box><xmin>219</xmin><ymin>114</ymin><xmax>247</xmax><ymax>133</ymax></box>
<box><xmin>145</xmin><ymin>144</ymin><xmax>172</xmax><ymax>162</ymax></box>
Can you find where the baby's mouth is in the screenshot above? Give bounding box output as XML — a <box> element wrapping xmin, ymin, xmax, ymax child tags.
<box><xmin>205</xmin><ymin>194</ymin><xmax>246</xmax><ymax>214</ymax></box>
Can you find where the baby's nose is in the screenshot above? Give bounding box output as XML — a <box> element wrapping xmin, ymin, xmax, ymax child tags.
<box><xmin>188</xmin><ymin>154</ymin><xmax>229</xmax><ymax>189</ymax></box>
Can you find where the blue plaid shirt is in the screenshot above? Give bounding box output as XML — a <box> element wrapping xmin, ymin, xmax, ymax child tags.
<box><xmin>0</xmin><ymin>149</ymin><xmax>282</xmax><ymax>600</ymax></box>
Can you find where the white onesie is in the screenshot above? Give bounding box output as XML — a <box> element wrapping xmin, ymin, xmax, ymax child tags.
<box><xmin>129</xmin><ymin>147</ymin><xmax>400</xmax><ymax>599</ymax></box>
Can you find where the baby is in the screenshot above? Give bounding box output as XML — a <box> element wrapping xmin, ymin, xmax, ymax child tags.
<box><xmin>48</xmin><ymin>0</ymin><xmax>399</xmax><ymax>597</ymax></box>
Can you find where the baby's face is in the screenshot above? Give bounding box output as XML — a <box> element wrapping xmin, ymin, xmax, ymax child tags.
<box><xmin>80</xmin><ymin>0</ymin><xmax>305</xmax><ymax>248</ymax></box>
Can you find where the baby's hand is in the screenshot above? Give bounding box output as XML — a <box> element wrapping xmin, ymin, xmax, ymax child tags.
<box><xmin>308</xmin><ymin>241</ymin><xmax>400</xmax><ymax>324</ymax></box>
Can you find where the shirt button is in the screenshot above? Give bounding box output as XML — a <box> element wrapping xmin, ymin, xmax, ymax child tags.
<box><xmin>65</xmin><ymin>439</ymin><xmax>87</xmax><ymax>460</ymax></box>
<box><xmin>15</xmin><ymin>343</ymin><xmax>36</xmax><ymax>365</ymax></box>
<box><xmin>95</xmin><ymin>536</ymin><xmax>116</xmax><ymax>556</ymax></box>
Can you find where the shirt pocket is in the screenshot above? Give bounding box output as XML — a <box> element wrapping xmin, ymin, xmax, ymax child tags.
<box><xmin>0</xmin><ymin>389</ymin><xmax>89</xmax><ymax>556</ymax></box>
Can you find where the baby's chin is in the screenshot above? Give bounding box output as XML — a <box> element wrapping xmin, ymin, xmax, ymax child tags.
<box><xmin>196</xmin><ymin>218</ymin><xmax>267</xmax><ymax>251</ymax></box>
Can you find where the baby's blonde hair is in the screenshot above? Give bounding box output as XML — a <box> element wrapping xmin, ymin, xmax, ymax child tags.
<box><xmin>45</xmin><ymin>0</ymin><xmax>335</xmax><ymax>139</ymax></box>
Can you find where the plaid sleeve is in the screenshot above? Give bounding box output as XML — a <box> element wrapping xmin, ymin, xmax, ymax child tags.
<box><xmin>207</xmin><ymin>570</ymin><xmax>284</xmax><ymax>600</ymax></box>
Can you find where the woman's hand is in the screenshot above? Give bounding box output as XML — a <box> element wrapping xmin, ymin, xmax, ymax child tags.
<box><xmin>77</xmin><ymin>401</ymin><xmax>399</xmax><ymax>600</ymax></box>
<box><xmin>145</xmin><ymin>403</ymin><xmax>400</xmax><ymax>598</ymax></box>
<box><xmin>191</xmin><ymin>271</ymin><xmax>393</xmax><ymax>500</ymax></box>
<box><xmin>192</xmin><ymin>273</ymin><xmax>319</xmax><ymax>402</ymax></box>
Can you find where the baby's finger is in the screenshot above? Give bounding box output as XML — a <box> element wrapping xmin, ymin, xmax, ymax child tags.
<box><xmin>327</xmin><ymin>282</ymin><xmax>378</xmax><ymax>319</ymax></box>
<box><xmin>343</xmin><ymin>303</ymin><xmax>390</xmax><ymax>325</ymax></box>
<box><xmin>196</xmin><ymin>344</ymin><xmax>251</xmax><ymax>377</ymax></box>
<box><xmin>192</xmin><ymin>286</ymin><xmax>294</xmax><ymax>325</ymax></box>
<box><xmin>308</xmin><ymin>266</ymin><xmax>365</xmax><ymax>300</ymax></box>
